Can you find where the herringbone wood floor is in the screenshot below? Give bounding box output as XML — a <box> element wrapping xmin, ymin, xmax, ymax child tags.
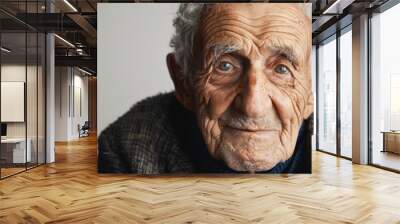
<box><xmin>0</xmin><ymin>135</ymin><xmax>400</xmax><ymax>224</ymax></box>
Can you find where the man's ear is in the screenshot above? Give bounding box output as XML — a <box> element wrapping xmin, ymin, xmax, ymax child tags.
<box><xmin>303</xmin><ymin>94</ymin><xmax>314</xmax><ymax>119</ymax></box>
<box><xmin>166</xmin><ymin>53</ymin><xmax>193</xmax><ymax>111</ymax></box>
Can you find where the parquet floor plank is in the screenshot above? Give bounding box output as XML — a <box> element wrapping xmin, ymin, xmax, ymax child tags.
<box><xmin>0</xmin><ymin>135</ymin><xmax>399</xmax><ymax>223</ymax></box>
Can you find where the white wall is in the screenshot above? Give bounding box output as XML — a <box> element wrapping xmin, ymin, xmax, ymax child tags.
<box><xmin>55</xmin><ymin>67</ymin><xmax>89</xmax><ymax>141</ymax></box>
<box><xmin>97</xmin><ymin>3</ymin><xmax>177</xmax><ymax>134</ymax></box>
<box><xmin>55</xmin><ymin>67</ymin><xmax>69</xmax><ymax>141</ymax></box>
<box><xmin>72</xmin><ymin>73</ymin><xmax>89</xmax><ymax>138</ymax></box>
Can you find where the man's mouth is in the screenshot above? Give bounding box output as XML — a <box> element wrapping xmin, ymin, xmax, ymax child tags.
<box><xmin>224</xmin><ymin>125</ymin><xmax>280</xmax><ymax>133</ymax></box>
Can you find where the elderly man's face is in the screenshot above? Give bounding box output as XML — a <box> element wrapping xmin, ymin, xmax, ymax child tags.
<box><xmin>169</xmin><ymin>3</ymin><xmax>313</xmax><ymax>172</ymax></box>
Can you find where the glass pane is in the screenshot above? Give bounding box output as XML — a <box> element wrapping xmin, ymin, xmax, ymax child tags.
<box><xmin>26</xmin><ymin>0</ymin><xmax>39</xmax><ymax>168</ymax></box>
<box><xmin>27</xmin><ymin>31</ymin><xmax>38</xmax><ymax>169</ymax></box>
<box><xmin>1</xmin><ymin>31</ymin><xmax>27</xmax><ymax>177</ymax></box>
<box><xmin>318</xmin><ymin>37</ymin><xmax>337</xmax><ymax>154</ymax></box>
<box><xmin>312</xmin><ymin>45</ymin><xmax>317</xmax><ymax>151</ymax></box>
<box><xmin>371</xmin><ymin>4</ymin><xmax>400</xmax><ymax>171</ymax></box>
<box><xmin>340</xmin><ymin>29</ymin><xmax>352</xmax><ymax>158</ymax></box>
<box><xmin>38</xmin><ymin>33</ymin><xmax>45</xmax><ymax>165</ymax></box>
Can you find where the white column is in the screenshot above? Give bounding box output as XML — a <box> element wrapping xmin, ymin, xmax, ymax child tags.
<box><xmin>45</xmin><ymin>0</ymin><xmax>56</xmax><ymax>163</ymax></box>
<box><xmin>352</xmin><ymin>14</ymin><xmax>369</xmax><ymax>164</ymax></box>
<box><xmin>46</xmin><ymin>33</ymin><xmax>55</xmax><ymax>163</ymax></box>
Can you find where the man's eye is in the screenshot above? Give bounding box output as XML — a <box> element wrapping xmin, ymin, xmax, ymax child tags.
<box><xmin>216</xmin><ymin>61</ymin><xmax>234</xmax><ymax>73</ymax></box>
<box><xmin>274</xmin><ymin>64</ymin><xmax>290</xmax><ymax>75</ymax></box>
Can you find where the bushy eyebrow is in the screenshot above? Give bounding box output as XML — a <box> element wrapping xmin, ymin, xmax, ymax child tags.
<box><xmin>267</xmin><ymin>44</ymin><xmax>300</xmax><ymax>67</ymax></box>
<box><xmin>211</xmin><ymin>43</ymin><xmax>241</xmax><ymax>61</ymax></box>
<box><xmin>209</xmin><ymin>42</ymin><xmax>301</xmax><ymax>67</ymax></box>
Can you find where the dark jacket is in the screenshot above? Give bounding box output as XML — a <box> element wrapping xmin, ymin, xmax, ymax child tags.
<box><xmin>98</xmin><ymin>92</ymin><xmax>312</xmax><ymax>174</ymax></box>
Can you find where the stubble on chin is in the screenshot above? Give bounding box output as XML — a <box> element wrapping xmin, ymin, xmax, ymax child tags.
<box><xmin>218</xmin><ymin>129</ymin><xmax>289</xmax><ymax>171</ymax></box>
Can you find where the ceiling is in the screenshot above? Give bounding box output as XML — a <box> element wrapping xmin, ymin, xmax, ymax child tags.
<box><xmin>0</xmin><ymin>0</ymin><xmax>394</xmax><ymax>74</ymax></box>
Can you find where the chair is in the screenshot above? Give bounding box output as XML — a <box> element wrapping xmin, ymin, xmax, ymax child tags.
<box><xmin>79</xmin><ymin>121</ymin><xmax>90</xmax><ymax>138</ymax></box>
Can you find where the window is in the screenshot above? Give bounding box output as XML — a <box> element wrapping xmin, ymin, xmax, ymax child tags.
<box><xmin>312</xmin><ymin>45</ymin><xmax>317</xmax><ymax>150</ymax></box>
<box><xmin>0</xmin><ymin>1</ymin><xmax>47</xmax><ymax>179</ymax></box>
<box><xmin>317</xmin><ymin>36</ymin><xmax>337</xmax><ymax>154</ymax></box>
<box><xmin>339</xmin><ymin>28</ymin><xmax>352</xmax><ymax>158</ymax></box>
<box><xmin>370</xmin><ymin>3</ymin><xmax>400</xmax><ymax>171</ymax></box>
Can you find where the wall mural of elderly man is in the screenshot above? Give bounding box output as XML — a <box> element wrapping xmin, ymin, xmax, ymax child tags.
<box><xmin>98</xmin><ymin>3</ymin><xmax>314</xmax><ymax>174</ymax></box>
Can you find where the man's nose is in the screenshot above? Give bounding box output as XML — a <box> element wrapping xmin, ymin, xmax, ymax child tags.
<box><xmin>235</xmin><ymin>65</ymin><xmax>273</xmax><ymax>118</ymax></box>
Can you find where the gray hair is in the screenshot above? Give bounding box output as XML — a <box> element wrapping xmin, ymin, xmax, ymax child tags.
<box><xmin>170</xmin><ymin>3</ymin><xmax>206</xmax><ymax>81</ymax></box>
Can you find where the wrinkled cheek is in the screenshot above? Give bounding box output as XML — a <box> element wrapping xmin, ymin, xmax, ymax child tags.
<box><xmin>270</xmin><ymin>89</ymin><xmax>301</xmax><ymax>152</ymax></box>
<box><xmin>194</xmin><ymin>93</ymin><xmax>220</xmax><ymax>158</ymax></box>
<box><xmin>195</xmin><ymin>82</ymin><xmax>239</xmax><ymax>158</ymax></box>
<box><xmin>271</xmin><ymin>90</ymin><xmax>295</xmax><ymax>123</ymax></box>
<box><xmin>207</xmin><ymin>87</ymin><xmax>238</xmax><ymax>119</ymax></box>
<box><xmin>196</xmin><ymin>103</ymin><xmax>222</xmax><ymax>158</ymax></box>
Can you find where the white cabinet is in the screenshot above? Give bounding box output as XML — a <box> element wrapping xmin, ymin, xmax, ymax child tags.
<box><xmin>1</xmin><ymin>138</ymin><xmax>32</xmax><ymax>163</ymax></box>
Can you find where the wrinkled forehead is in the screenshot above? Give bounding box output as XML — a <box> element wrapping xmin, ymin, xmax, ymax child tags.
<box><xmin>198</xmin><ymin>3</ymin><xmax>311</xmax><ymax>61</ymax></box>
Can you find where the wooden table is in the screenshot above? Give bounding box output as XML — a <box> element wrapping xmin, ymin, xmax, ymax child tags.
<box><xmin>381</xmin><ymin>131</ymin><xmax>400</xmax><ymax>154</ymax></box>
